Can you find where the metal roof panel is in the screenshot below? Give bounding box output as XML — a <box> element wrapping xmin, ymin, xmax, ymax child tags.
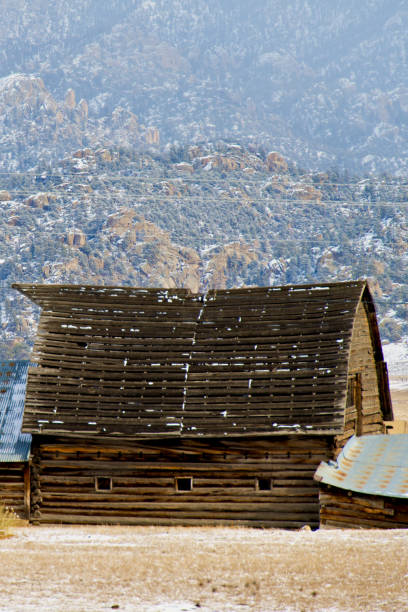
<box><xmin>0</xmin><ymin>361</ymin><xmax>31</xmax><ymax>461</ymax></box>
<box><xmin>315</xmin><ymin>434</ymin><xmax>408</xmax><ymax>498</ymax></box>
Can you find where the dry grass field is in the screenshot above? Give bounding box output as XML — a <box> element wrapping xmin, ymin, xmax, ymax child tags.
<box><xmin>389</xmin><ymin>386</ymin><xmax>408</xmax><ymax>421</ymax></box>
<box><xmin>1</xmin><ymin>525</ymin><xmax>408</xmax><ymax>611</ymax></box>
<box><xmin>0</xmin><ymin>382</ymin><xmax>406</xmax><ymax>610</ymax></box>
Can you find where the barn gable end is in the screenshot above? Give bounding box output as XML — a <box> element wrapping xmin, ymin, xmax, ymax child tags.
<box><xmin>336</xmin><ymin>290</ymin><xmax>392</xmax><ymax>451</ymax></box>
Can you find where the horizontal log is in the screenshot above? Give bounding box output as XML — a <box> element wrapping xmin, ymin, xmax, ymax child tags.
<box><xmin>39</xmin><ymin>499</ymin><xmax>318</xmax><ymax>512</ymax></box>
<box><xmin>38</xmin><ymin>437</ymin><xmax>330</xmax><ymax>452</ymax></box>
<box><xmin>0</xmin><ymin>482</ymin><xmax>24</xmax><ymax>490</ymax></box>
<box><xmin>39</xmin><ymin>480</ymin><xmax>318</xmax><ymax>496</ymax></box>
<box><xmin>36</xmin><ymin>505</ymin><xmax>319</xmax><ymax>521</ymax></box>
<box><xmin>320</xmin><ymin>499</ymin><xmax>394</xmax><ymax>517</ymax></box>
<box><xmin>38</xmin><ymin>458</ymin><xmax>323</xmax><ymax>470</ymax></box>
<box><xmin>320</xmin><ymin>509</ymin><xmax>408</xmax><ymax>529</ymax></box>
<box><xmin>39</xmin><ymin>473</ymin><xmax>319</xmax><ymax>485</ymax></box>
<box><xmin>36</xmin><ymin>512</ymin><xmax>318</xmax><ymax>528</ymax></box>
<box><xmin>38</xmin><ymin>446</ymin><xmax>328</xmax><ymax>459</ymax></box>
<box><xmin>319</xmin><ymin>491</ymin><xmax>386</xmax><ymax>510</ymax></box>
<box><xmin>34</xmin><ymin>327</ymin><xmax>350</xmax><ymax>351</ymax></box>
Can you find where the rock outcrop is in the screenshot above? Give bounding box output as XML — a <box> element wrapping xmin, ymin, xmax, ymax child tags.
<box><xmin>266</xmin><ymin>152</ymin><xmax>289</xmax><ymax>173</ymax></box>
<box><xmin>67</xmin><ymin>229</ymin><xmax>86</xmax><ymax>248</ymax></box>
<box><xmin>0</xmin><ymin>191</ymin><xmax>11</xmax><ymax>201</ymax></box>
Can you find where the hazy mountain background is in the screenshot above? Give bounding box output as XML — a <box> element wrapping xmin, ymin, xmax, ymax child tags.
<box><xmin>0</xmin><ymin>0</ymin><xmax>408</xmax><ymax>358</ymax></box>
<box><xmin>2</xmin><ymin>0</ymin><xmax>408</xmax><ymax>173</ymax></box>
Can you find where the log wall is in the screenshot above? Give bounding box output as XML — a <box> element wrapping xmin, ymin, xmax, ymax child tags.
<box><xmin>0</xmin><ymin>463</ymin><xmax>29</xmax><ymax>519</ymax></box>
<box><xmin>31</xmin><ymin>436</ymin><xmax>331</xmax><ymax>528</ymax></box>
<box><xmin>319</xmin><ymin>484</ymin><xmax>408</xmax><ymax>528</ymax></box>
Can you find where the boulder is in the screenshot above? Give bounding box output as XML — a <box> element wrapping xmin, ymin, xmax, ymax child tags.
<box><xmin>175</xmin><ymin>162</ymin><xmax>194</xmax><ymax>173</ymax></box>
<box><xmin>67</xmin><ymin>229</ymin><xmax>86</xmax><ymax>247</ymax></box>
<box><xmin>106</xmin><ymin>208</ymin><xmax>136</xmax><ymax>236</ymax></box>
<box><xmin>292</xmin><ymin>184</ymin><xmax>322</xmax><ymax>202</ymax></box>
<box><xmin>0</xmin><ymin>190</ymin><xmax>11</xmax><ymax>201</ymax></box>
<box><xmin>266</xmin><ymin>151</ymin><xmax>288</xmax><ymax>173</ymax></box>
<box><xmin>145</xmin><ymin>127</ymin><xmax>160</xmax><ymax>145</ymax></box>
<box><xmin>25</xmin><ymin>193</ymin><xmax>49</xmax><ymax>208</ymax></box>
<box><xmin>65</xmin><ymin>88</ymin><xmax>76</xmax><ymax>110</ymax></box>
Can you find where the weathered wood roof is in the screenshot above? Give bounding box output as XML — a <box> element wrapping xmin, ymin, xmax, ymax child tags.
<box><xmin>13</xmin><ymin>280</ymin><xmax>383</xmax><ymax>438</ymax></box>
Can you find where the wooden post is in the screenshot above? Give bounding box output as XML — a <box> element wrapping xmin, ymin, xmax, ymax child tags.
<box><xmin>354</xmin><ymin>373</ymin><xmax>362</xmax><ymax>436</ymax></box>
<box><xmin>376</xmin><ymin>361</ymin><xmax>393</xmax><ymax>421</ymax></box>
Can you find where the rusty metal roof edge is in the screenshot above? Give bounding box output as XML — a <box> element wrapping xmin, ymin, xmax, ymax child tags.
<box><xmin>315</xmin><ymin>434</ymin><xmax>408</xmax><ymax>499</ymax></box>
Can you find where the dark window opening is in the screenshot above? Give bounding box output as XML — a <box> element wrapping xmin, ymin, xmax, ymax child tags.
<box><xmin>176</xmin><ymin>477</ymin><xmax>192</xmax><ymax>492</ymax></box>
<box><xmin>256</xmin><ymin>478</ymin><xmax>272</xmax><ymax>491</ymax></box>
<box><xmin>95</xmin><ymin>476</ymin><xmax>112</xmax><ymax>491</ymax></box>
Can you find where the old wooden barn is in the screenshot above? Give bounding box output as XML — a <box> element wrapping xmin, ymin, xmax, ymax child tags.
<box><xmin>0</xmin><ymin>361</ymin><xmax>31</xmax><ymax>518</ymax></box>
<box><xmin>13</xmin><ymin>280</ymin><xmax>393</xmax><ymax>527</ymax></box>
<box><xmin>315</xmin><ymin>434</ymin><xmax>408</xmax><ymax>528</ymax></box>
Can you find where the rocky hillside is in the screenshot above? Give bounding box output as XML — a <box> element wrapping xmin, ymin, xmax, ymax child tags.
<box><xmin>1</xmin><ymin>1</ymin><xmax>408</xmax><ymax>173</ymax></box>
<box><xmin>0</xmin><ymin>144</ymin><xmax>407</xmax><ymax>358</ymax></box>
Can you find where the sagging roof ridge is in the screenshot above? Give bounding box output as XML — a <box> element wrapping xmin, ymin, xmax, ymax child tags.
<box><xmin>12</xmin><ymin>279</ymin><xmax>367</xmax><ymax>305</ymax></box>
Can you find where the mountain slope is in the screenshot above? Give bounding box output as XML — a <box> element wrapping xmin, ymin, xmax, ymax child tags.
<box><xmin>1</xmin><ymin>1</ymin><xmax>408</xmax><ymax>172</ymax></box>
<box><xmin>1</xmin><ymin>144</ymin><xmax>407</xmax><ymax>358</ymax></box>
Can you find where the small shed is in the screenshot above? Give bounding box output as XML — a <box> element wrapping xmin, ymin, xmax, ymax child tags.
<box><xmin>0</xmin><ymin>361</ymin><xmax>31</xmax><ymax>518</ymax></box>
<box><xmin>315</xmin><ymin>434</ymin><xmax>408</xmax><ymax>528</ymax></box>
<box><xmin>13</xmin><ymin>280</ymin><xmax>392</xmax><ymax>527</ymax></box>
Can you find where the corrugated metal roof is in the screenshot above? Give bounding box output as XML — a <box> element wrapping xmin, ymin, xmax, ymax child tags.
<box><xmin>314</xmin><ymin>434</ymin><xmax>408</xmax><ymax>499</ymax></box>
<box><xmin>0</xmin><ymin>361</ymin><xmax>31</xmax><ymax>461</ymax></box>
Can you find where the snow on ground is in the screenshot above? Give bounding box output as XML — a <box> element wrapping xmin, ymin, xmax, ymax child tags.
<box><xmin>1</xmin><ymin>525</ymin><xmax>408</xmax><ymax>611</ymax></box>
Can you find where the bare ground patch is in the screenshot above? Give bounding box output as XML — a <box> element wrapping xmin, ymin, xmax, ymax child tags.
<box><xmin>390</xmin><ymin>386</ymin><xmax>408</xmax><ymax>421</ymax></box>
<box><xmin>0</xmin><ymin>525</ymin><xmax>407</xmax><ymax>611</ymax></box>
